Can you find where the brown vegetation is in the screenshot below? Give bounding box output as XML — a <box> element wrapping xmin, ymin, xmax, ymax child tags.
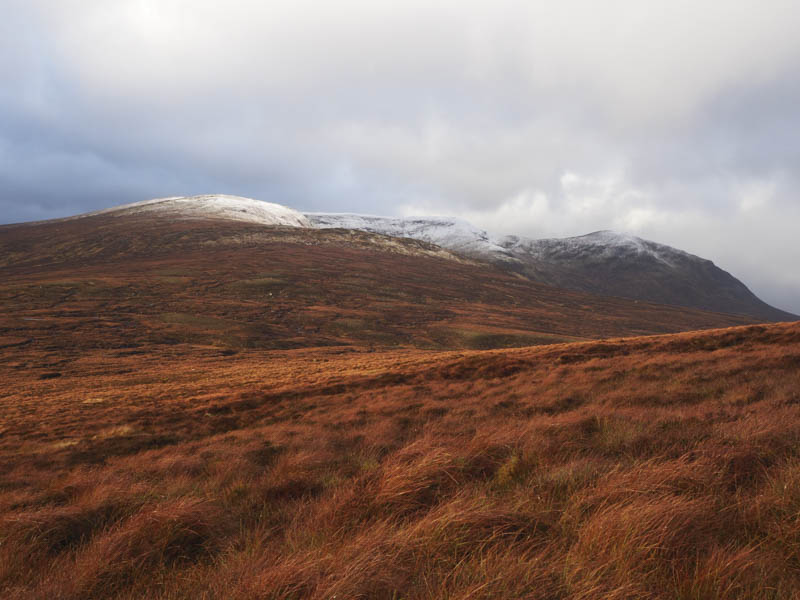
<box><xmin>0</xmin><ymin>215</ymin><xmax>757</xmax><ymax>362</ymax></box>
<box><xmin>2</xmin><ymin>216</ymin><xmax>797</xmax><ymax>598</ymax></box>
<box><xmin>2</xmin><ymin>320</ymin><xmax>800</xmax><ymax>598</ymax></box>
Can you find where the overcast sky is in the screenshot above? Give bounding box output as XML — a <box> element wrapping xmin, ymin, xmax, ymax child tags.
<box><xmin>2</xmin><ymin>1</ymin><xmax>799</xmax><ymax>312</ymax></box>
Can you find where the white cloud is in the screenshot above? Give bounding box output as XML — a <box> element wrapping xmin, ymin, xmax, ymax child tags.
<box><xmin>734</xmin><ymin>178</ymin><xmax>777</xmax><ymax>213</ymax></box>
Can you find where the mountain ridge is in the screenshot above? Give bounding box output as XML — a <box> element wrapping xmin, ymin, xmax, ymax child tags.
<box><xmin>9</xmin><ymin>194</ymin><xmax>311</xmax><ymax>229</ymax></box>
<box><xmin>310</xmin><ymin>212</ymin><xmax>795</xmax><ymax>321</ymax></box>
<box><xmin>4</xmin><ymin>194</ymin><xmax>794</xmax><ymax>322</ymax></box>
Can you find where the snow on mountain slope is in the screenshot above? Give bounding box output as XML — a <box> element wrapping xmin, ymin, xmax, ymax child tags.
<box><xmin>307</xmin><ymin>215</ymin><xmax>690</xmax><ymax>268</ymax></box>
<box><xmin>308</xmin><ymin>214</ymin><xmax>712</xmax><ymax>272</ymax></box>
<box><xmin>500</xmin><ymin>231</ymin><xmax>795</xmax><ymax>321</ymax></box>
<box><xmin>501</xmin><ymin>230</ymin><xmax>693</xmax><ymax>266</ymax></box>
<box><xmin>306</xmin><ymin>213</ymin><xmax>517</xmax><ymax>261</ymax></box>
<box><xmin>73</xmin><ymin>195</ymin><xmax>311</xmax><ymax>228</ymax></box>
<box><xmin>307</xmin><ymin>215</ymin><xmax>795</xmax><ymax>321</ymax></box>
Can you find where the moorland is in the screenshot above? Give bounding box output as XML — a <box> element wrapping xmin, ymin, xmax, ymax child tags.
<box><xmin>2</xmin><ymin>213</ymin><xmax>799</xmax><ymax>599</ymax></box>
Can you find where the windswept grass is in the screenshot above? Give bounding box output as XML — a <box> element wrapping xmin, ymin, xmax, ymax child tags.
<box><xmin>1</xmin><ymin>321</ymin><xmax>799</xmax><ymax>598</ymax></box>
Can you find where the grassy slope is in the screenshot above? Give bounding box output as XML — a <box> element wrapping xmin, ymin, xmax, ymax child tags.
<box><xmin>1</xmin><ymin>322</ymin><xmax>800</xmax><ymax>599</ymax></box>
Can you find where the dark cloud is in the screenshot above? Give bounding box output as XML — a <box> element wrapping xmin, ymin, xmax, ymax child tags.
<box><xmin>1</xmin><ymin>1</ymin><xmax>799</xmax><ymax>312</ymax></box>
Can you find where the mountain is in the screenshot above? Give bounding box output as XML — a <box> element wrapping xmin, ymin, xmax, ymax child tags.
<box><xmin>62</xmin><ymin>194</ymin><xmax>311</xmax><ymax>228</ymax></box>
<box><xmin>500</xmin><ymin>231</ymin><xmax>796</xmax><ymax>322</ymax></box>
<box><xmin>3</xmin><ymin>195</ymin><xmax>792</xmax><ymax>341</ymax></box>
<box><xmin>309</xmin><ymin>213</ymin><xmax>795</xmax><ymax>321</ymax></box>
<box><xmin>5</xmin><ymin>195</ymin><xmax>800</xmax><ymax>598</ymax></box>
<box><xmin>0</xmin><ymin>200</ymin><xmax>758</xmax><ymax>359</ymax></box>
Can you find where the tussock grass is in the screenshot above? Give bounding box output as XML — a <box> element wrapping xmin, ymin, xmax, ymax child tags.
<box><xmin>2</xmin><ymin>322</ymin><xmax>800</xmax><ymax>598</ymax></box>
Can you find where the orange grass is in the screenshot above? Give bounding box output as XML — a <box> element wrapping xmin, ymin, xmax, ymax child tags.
<box><xmin>1</xmin><ymin>321</ymin><xmax>799</xmax><ymax>598</ymax></box>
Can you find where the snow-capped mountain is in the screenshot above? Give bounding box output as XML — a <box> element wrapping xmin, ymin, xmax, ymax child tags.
<box><xmin>70</xmin><ymin>194</ymin><xmax>311</xmax><ymax>228</ymax></box>
<box><xmin>30</xmin><ymin>195</ymin><xmax>793</xmax><ymax>321</ymax></box>
<box><xmin>501</xmin><ymin>230</ymin><xmax>693</xmax><ymax>265</ymax></box>
<box><xmin>306</xmin><ymin>213</ymin><xmax>516</xmax><ymax>261</ymax></box>
<box><xmin>306</xmin><ymin>213</ymin><xmax>795</xmax><ymax>321</ymax></box>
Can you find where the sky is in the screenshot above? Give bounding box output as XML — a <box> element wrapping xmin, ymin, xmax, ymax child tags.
<box><xmin>2</xmin><ymin>1</ymin><xmax>799</xmax><ymax>313</ymax></box>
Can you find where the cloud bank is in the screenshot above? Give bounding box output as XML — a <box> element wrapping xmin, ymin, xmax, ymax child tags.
<box><xmin>2</xmin><ymin>0</ymin><xmax>799</xmax><ymax>311</ymax></box>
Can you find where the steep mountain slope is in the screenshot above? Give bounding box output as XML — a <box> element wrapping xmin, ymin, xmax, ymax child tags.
<box><xmin>309</xmin><ymin>213</ymin><xmax>795</xmax><ymax>321</ymax></box>
<box><xmin>501</xmin><ymin>231</ymin><xmax>796</xmax><ymax>322</ymax></box>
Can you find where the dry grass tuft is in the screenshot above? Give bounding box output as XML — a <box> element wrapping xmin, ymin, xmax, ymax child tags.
<box><xmin>2</xmin><ymin>321</ymin><xmax>800</xmax><ymax>598</ymax></box>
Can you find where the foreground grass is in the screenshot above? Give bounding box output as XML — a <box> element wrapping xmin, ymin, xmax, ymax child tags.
<box><xmin>2</xmin><ymin>322</ymin><xmax>800</xmax><ymax>598</ymax></box>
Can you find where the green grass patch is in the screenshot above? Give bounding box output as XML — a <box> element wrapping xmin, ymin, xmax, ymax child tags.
<box><xmin>430</xmin><ymin>327</ymin><xmax>580</xmax><ymax>350</ymax></box>
<box><xmin>226</xmin><ymin>276</ymin><xmax>286</xmax><ymax>296</ymax></box>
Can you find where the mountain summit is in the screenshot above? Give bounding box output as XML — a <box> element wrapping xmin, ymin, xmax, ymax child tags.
<box><xmin>499</xmin><ymin>231</ymin><xmax>795</xmax><ymax>322</ymax></box>
<box><xmin>68</xmin><ymin>194</ymin><xmax>311</xmax><ymax>228</ymax></box>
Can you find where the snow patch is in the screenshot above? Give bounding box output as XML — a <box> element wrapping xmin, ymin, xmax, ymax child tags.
<box><xmin>306</xmin><ymin>214</ymin><xmax>694</xmax><ymax>268</ymax></box>
<box><xmin>75</xmin><ymin>195</ymin><xmax>311</xmax><ymax>228</ymax></box>
<box><xmin>501</xmin><ymin>230</ymin><xmax>692</xmax><ymax>266</ymax></box>
<box><xmin>306</xmin><ymin>213</ymin><xmax>516</xmax><ymax>260</ymax></box>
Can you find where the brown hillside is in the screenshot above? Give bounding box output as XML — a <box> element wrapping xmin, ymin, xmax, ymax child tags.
<box><xmin>0</xmin><ymin>214</ymin><xmax>758</xmax><ymax>360</ymax></box>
